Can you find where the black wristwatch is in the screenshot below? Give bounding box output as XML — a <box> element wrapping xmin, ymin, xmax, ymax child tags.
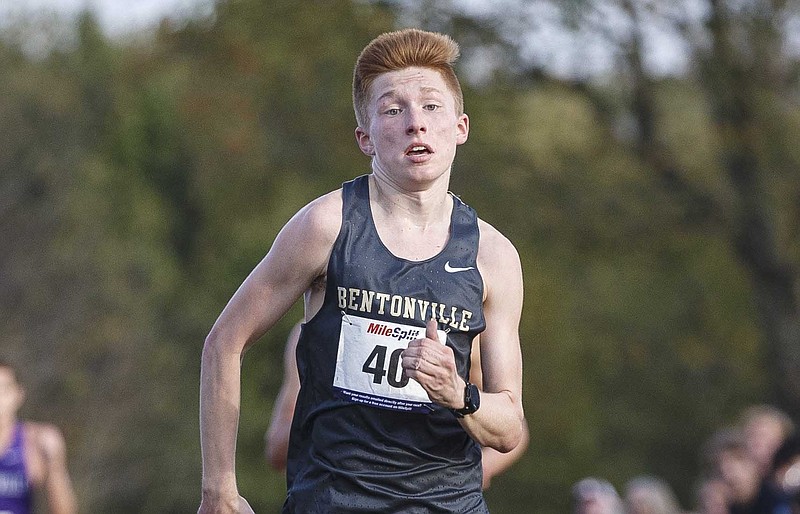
<box><xmin>451</xmin><ymin>382</ymin><xmax>480</xmax><ymax>418</ymax></box>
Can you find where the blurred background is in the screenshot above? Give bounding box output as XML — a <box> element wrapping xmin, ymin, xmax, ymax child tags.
<box><xmin>1</xmin><ymin>0</ymin><xmax>799</xmax><ymax>512</ymax></box>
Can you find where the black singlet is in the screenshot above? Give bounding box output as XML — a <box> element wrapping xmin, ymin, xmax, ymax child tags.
<box><xmin>283</xmin><ymin>174</ymin><xmax>488</xmax><ymax>513</ymax></box>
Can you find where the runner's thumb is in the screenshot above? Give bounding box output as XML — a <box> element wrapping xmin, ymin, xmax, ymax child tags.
<box><xmin>426</xmin><ymin>318</ymin><xmax>438</xmax><ymax>342</ymax></box>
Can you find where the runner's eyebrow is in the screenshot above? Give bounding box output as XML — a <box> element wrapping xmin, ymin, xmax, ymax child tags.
<box><xmin>376</xmin><ymin>87</ymin><xmax>445</xmax><ymax>104</ymax></box>
<box><xmin>419</xmin><ymin>86</ymin><xmax>444</xmax><ymax>97</ymax></box>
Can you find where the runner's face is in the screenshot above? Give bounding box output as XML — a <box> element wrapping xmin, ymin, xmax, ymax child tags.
<box><xmin>356</xmin><ymin>67</ymin><xmax>468</xmax><ymax>188</ymax></box>
<box><xmin>0</xmin><ymin>368</ymin><xmax>23</xmax><ymax>421</ymax></box>
<box><xmin>745</xmin><ymin>416</ymin><xmax>785</xmax><ymax>468</ymax></box>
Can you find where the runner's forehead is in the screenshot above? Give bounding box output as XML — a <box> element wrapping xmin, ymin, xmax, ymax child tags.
<box><xmin>368</xmin><ymin>68</ymin><xmax>455</xmax><ymax>106</ymax></box>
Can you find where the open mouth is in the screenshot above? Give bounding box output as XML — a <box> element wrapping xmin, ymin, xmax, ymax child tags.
<box><xmin>406</xmin><ymin>144</ymin><xmax>432</xmax><ymax>156</ymax></box>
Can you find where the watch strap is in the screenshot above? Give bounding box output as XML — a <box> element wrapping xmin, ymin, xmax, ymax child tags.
<box><xmin>450</xmin><ymin>382</ymin><xmax>480</xmax><ymax>418</ymax></box>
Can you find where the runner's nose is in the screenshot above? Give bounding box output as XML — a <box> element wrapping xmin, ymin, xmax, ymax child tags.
<box><xmin>406</xmin><ymin>108</ymin><xmax>427</xmax><ymax>135</ymax></box>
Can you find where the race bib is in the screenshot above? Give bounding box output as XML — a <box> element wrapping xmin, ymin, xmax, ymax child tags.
<box><xmin>333</xmin><ymin>314</ymin><xmax>447</xmax><ymax>413</ymax></box>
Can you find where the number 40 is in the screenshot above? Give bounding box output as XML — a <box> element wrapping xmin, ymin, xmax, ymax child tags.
<box><xmin>362</xmin><ymin>345</ymin><xmax>409</xmax><ymax>388</ymax></box>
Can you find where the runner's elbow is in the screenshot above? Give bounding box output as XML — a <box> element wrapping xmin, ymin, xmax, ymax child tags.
<box><xmin>202</xmin><ymin>332</ymin><xmax>220</xmax><ymax>360</ymax></box>
<box><xmin>495</xmin><ymin>412</ymin><xmax>527</xmax><ymax>453</ymax></box>
<box><xmin>201</xmin><ymin>330</ymin><xmax>231</xmax><ymax>370</ymax></box>
<box><xmin>494</xmin><ymin>430</ymin><xmax>522</xmax><ymax>454</ymax></box>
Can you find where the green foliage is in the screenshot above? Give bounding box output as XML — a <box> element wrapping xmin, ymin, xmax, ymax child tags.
<box><xmin>0</xmin><ymin>1</ymin><xmax>795</xmax><ymax>512</ymax></box>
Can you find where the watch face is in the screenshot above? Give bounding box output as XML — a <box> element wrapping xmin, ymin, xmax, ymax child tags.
<box><xmin>452</xmin><ymin>383</ymin><xmax>480</xmax><ymax>417</ymax></box>
<box><xmin>467</xmin><ymin>384</ymin><xmax>480</xmax><ymax>411</ymax></box>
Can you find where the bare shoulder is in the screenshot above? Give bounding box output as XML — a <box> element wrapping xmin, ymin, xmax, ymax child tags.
<box><xmin>290</xmin><ymin>189</ymin><xmax>343</xmax><ymax>244</ymax></box>
<box><xmin>270</xmin><ymin>188</ymin><xmax>343</xmax><ymax>283</ymax></box>
<box><xmin>476</xmin><ymin>218</ymin><xmax>523</xmax><ymax>309</ymax></box>
<box><xmin>476</xmin><ymin>218</ymin><xmax>522</xmax><ymax>276</ymax></box>
<box><xmin>24</xmin><ymin>421</ymin><xmax>67</xmax><ymax>459</ymax></box>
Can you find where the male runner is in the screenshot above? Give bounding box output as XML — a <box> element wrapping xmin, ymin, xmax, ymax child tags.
<box><xmin>199</xmin><ymin>28</ymin><xmax>525</xmax><ymax>513</ymax></box>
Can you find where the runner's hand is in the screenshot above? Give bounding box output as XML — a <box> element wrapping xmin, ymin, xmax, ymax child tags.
<box><xmin>401</xmin><ymin>318</ymin><xmax>464</xmax><ymax>408</ymax></box>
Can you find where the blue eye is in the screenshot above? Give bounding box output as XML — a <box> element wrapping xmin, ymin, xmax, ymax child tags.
<box><xmin>386</xmin><ymin>108</ymin><xmax>401</xmax><ymax>115</ymax></box>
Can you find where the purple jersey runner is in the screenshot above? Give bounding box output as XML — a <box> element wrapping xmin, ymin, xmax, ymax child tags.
<box><xmin>0</xmin><ymin>423</ymin><xmax>32</xmax><ymax>514</ymax></box>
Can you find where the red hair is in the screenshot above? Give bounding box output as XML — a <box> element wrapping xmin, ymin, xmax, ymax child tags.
<box><xmin>353</xmin><ymin>28</ymin><xmax>463</xmax><ymax>128</ymax></box>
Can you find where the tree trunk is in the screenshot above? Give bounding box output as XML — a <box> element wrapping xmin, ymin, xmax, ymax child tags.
<box><xmin>704</xmin><ymin>0</ymin><xmax>800</xmax><ymax>416</ymax></box>
<box><xmin>623</xmin><ymin>0</ymin><xmax>800</xmax><ymax>417</ymax></box>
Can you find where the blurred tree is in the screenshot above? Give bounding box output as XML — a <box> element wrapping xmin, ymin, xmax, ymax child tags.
<box><xmin>2</xmin><ymin>0</ymin><xmax>799</xmax><ymax>512</ymax></box>
<box><xmin>0</xmin><ymin>11</ymin><xmax>199</xmax><ymax>512</ymax></box>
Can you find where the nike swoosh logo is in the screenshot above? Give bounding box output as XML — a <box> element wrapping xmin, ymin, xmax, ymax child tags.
<box><xmin>444</xmin><ymin>261</ymin><xmax>475</xmax><ymax>273</ymax></box>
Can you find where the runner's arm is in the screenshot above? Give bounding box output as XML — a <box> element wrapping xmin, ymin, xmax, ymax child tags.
<box><xmin>469</xmin><ymin>343</ymin><xmax>529</xmax><ymax>489</ymax></box>
<box><xmin>199</xmin><ymin>194</ymin><xmax>340</xmax><ymax>511</ymax></box>
<box><xmin>401</xmin><ymin>221</ymin><xmax>524</xmax><ymax>453</ymax></box>
<box><xmin>459</xmin><ymin>221</ymin><xmax>525</xmax><ymax>452</ymax></box>
<box><xmin>265</xmin><ymin>322</ymin><xmax>302</xmax><ymax>471</ymax></box>
<box><xmin>37</xmin><ymin>424</ymin><xmax>77</xmax><ymax>514</ymax></box>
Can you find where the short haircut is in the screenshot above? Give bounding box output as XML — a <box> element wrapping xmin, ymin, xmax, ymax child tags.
<box><xmin>740</xmin><ymin>404</ymin><xmax>795</xmax><ymax>436</ymax></box>
<box><xmin>352</xmin><ymin>28</ymin><xmax>464</xmax><ymax>128</ymax></box>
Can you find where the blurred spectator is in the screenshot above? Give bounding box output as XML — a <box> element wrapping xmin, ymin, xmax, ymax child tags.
<box><xmin>754</xmin><ymin>431</ymin><xmax>800</xmax><ymax>513</ymax></box>
<box><xmin>695</xmin><ymin>476</ymin><xmax>731</xmax><ymax>514</ymax></box>
<box><xmin>739</xmin><ymin>405</ymin><xmax>794</xmax><ymax>479</ymax></box>
<box><xmin>572</xmin><ymin>477</ymin><xmax>625</xmax><ymax>514</ymax></box>
<box><xmin>772</xmin><ymin>432</ymin><xmax>800</xmax><ymax>494</ymax></box>
<box><xmin>624</xmin><ymin>475</ymin><xmax>684</xmax><ymax>514</ymax></box>
<box><xmin>700</xmin><ymin>427</ymin><xmax>762</xmax><ymax>513</ymax></box>
<box><xmin>0</xmin><ymin>359</ymin><xmax>77</xmax><ymax>514</ymax></box>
